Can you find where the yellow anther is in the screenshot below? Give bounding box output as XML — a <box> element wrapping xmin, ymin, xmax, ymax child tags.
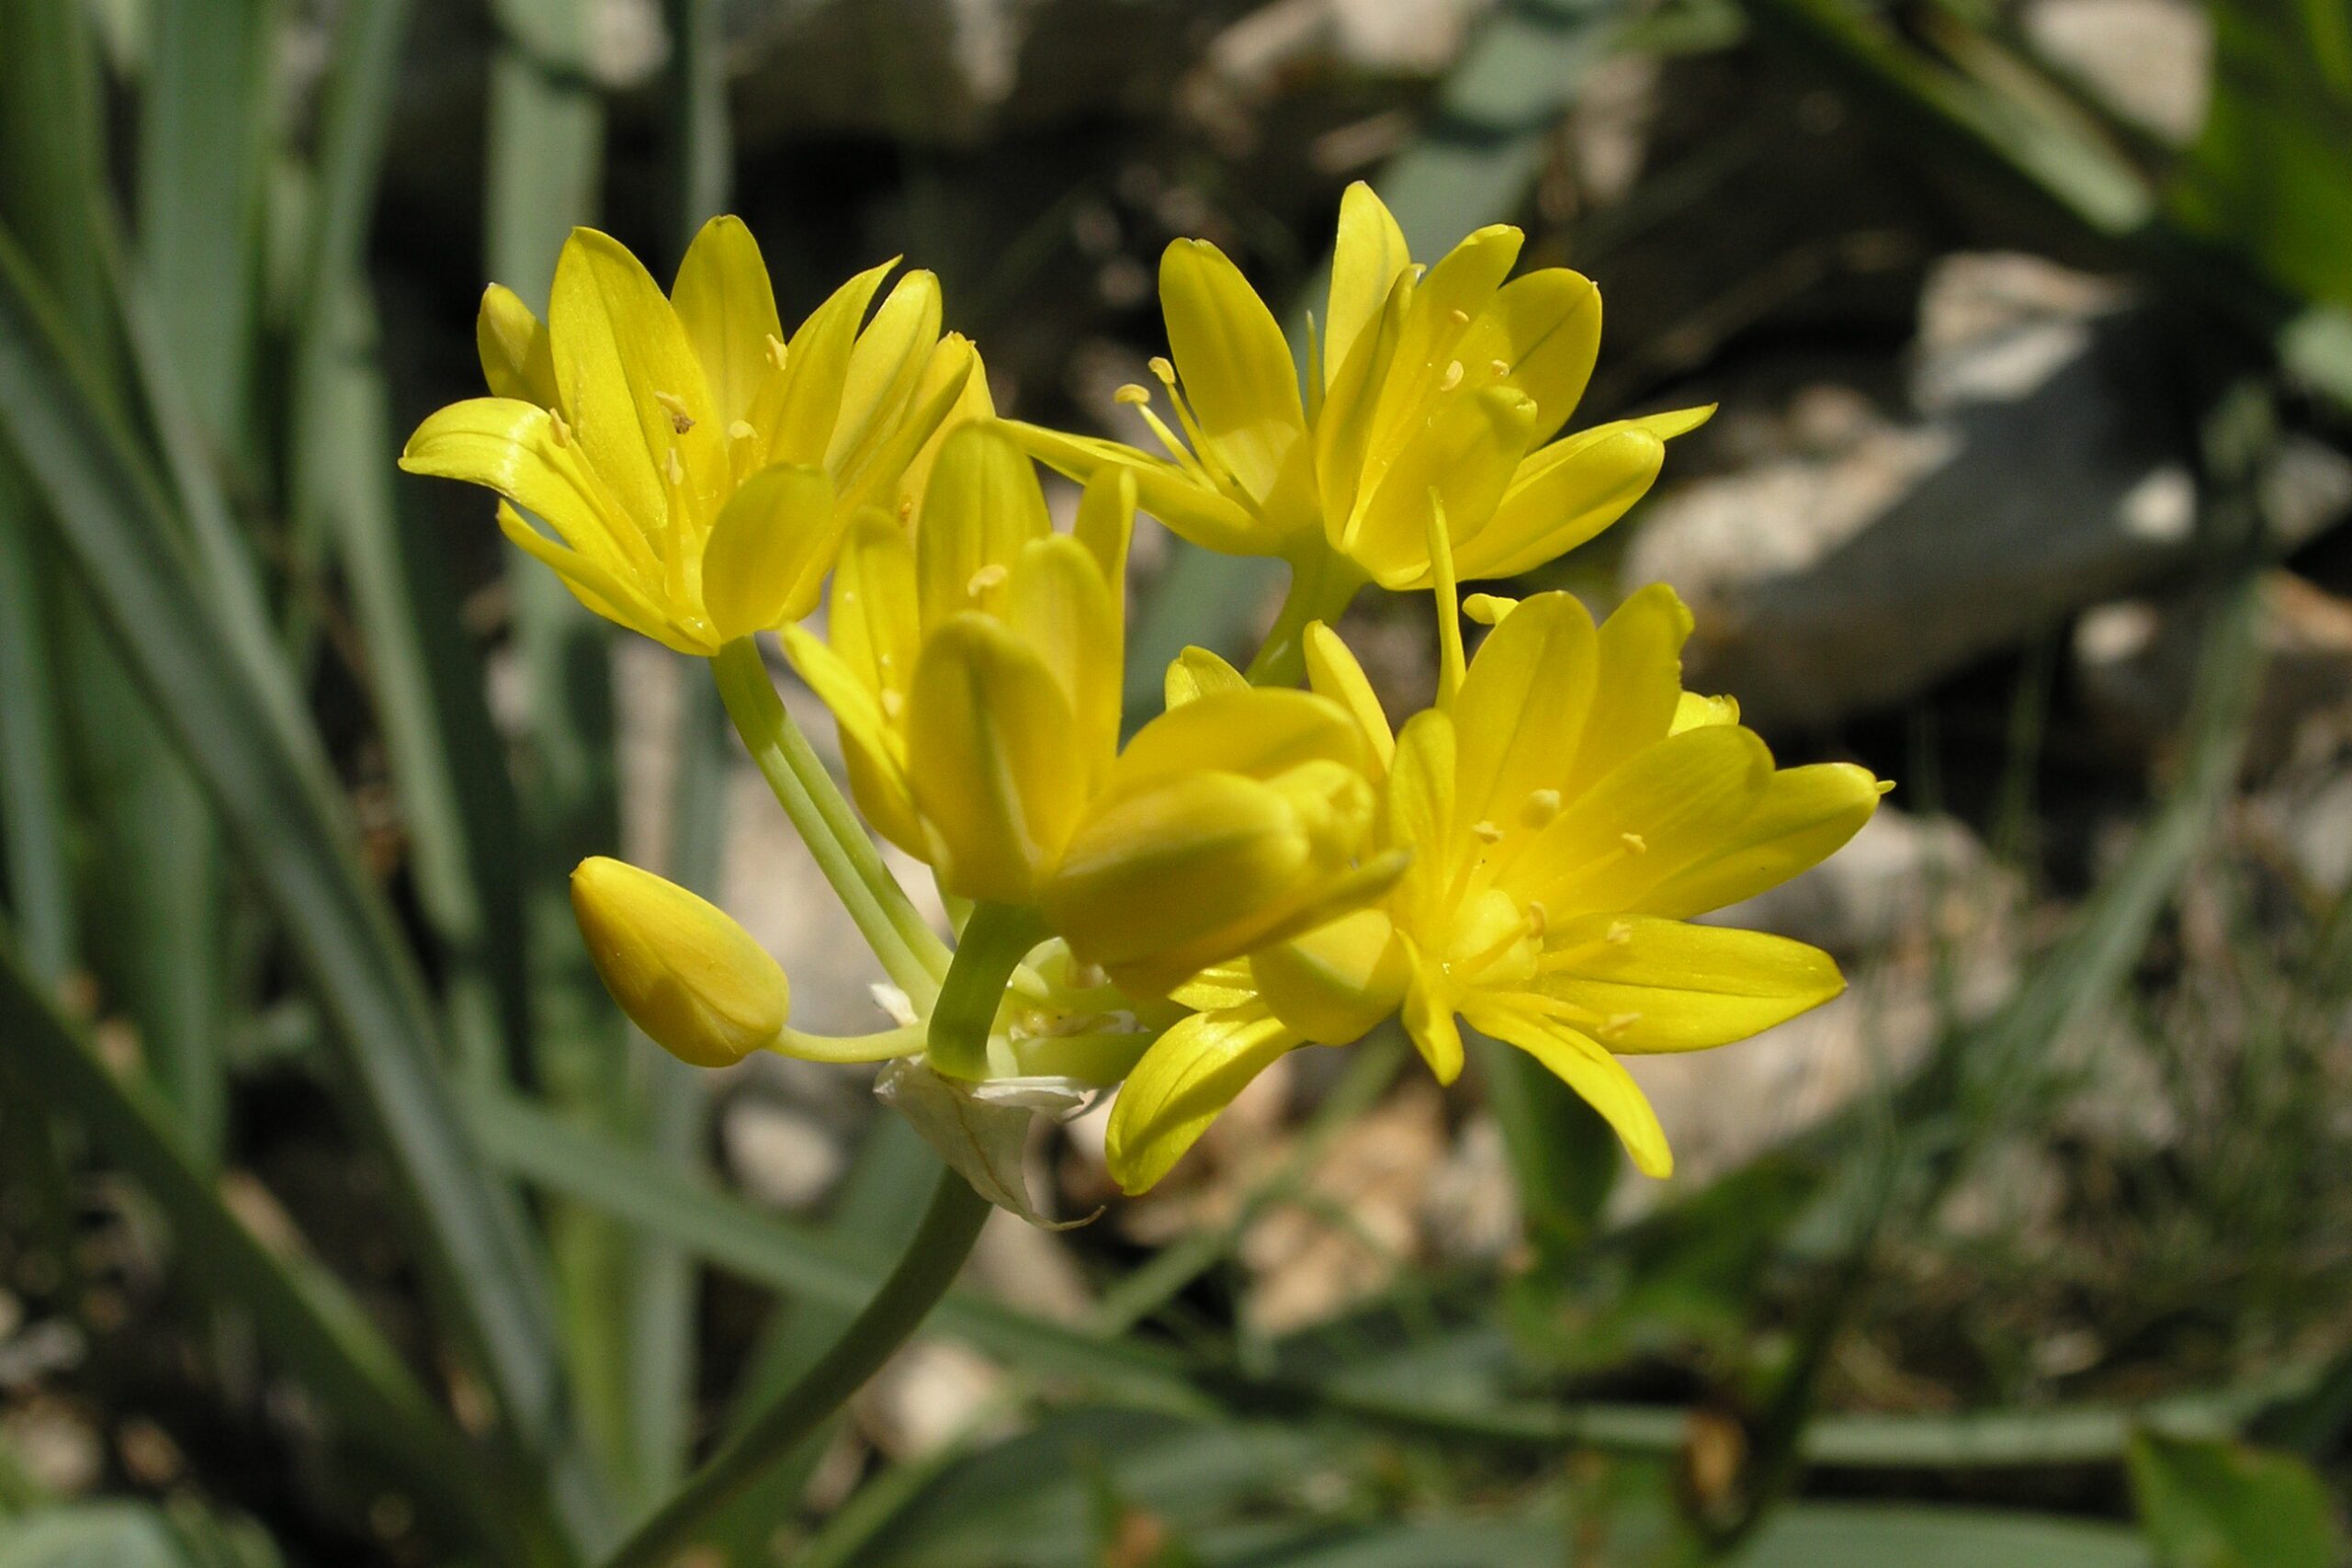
<box><xmin>1448</xmin><ymin>307</ymin><xmax>1470</xmax><ymax>325</ymax></box>
<box><xmin>898</xmin><ymin>496</ymin><xmax>916</xmax><ymax>521</ymax></box>
<box><xmin>764</xmin><ymin>333</ymin><xmax>789</xmax><ymax>370</ymax></box>
<box><xmin>1523</xmin><ymin>899</ymin><xmax>1548</xmax><ymax>940</ymax></box>
<box><xmin>663</xmin><ymin>448</ymin><xmax>685</xmax><ymax>486</ymax></box>
<box><xmin>1473</xmin><ymin>819</ymin><xmax>1503</xmax><ymax>844</ymax></box>
<box><xmin>879</xmin><ymin>688</ymin><xmax>905</xmax><ymax>719</ymax></box>
<box><xmin>1147</xmin><ymin>355</ymin><xmax>1179</xmax><ymax>386</ymax></box>
<box><xmin>1606</xmin><ymin>919</ymin><xmax>1634</xmax><ymax>945</ymax></box>
<box><xmin>1114</xmin><ymin>384</ymin><xmax>1152</xmax><ymax>406</ymax></box>
<box><xmin>1489</xmin><ymin>358</ymin><xmax>1511</xmax><ymax>378</ymax></box>
<box><xmin>1620</xmin><ymin>832</ymin><xmax>1647</xmax><ymax>855</ymax></box>
<box><xmin>654</xmin><ymin>390</ymin><xmax>695</xmax><ymax>434</ymax></box>
<box><xmin>1440</xmin><ymin>360</ymin><xmax>1464</xmax><ymax>391</ymax></box>
<box><xmin>727</xmin><ymin>420</ymin><xmax>758</xmax><ymax>443</ymax></box>
<box><xmin>1598</xmin><ymin>1012</ymin><xmax>1641</xmax><ymax>1043</ymax></box>
<box><xmin>546</xmin><ymin>408</ymin><xmax>573</xmax><ymax>447</ymax></box>
<box><xmin>1520</xmin><ymin>788</ymin><xmax>1562</xmax><ymax>829</ymax></box>
<box><xmin>967</xmin><ymin>563</ymin><xmax>1009</xmax><ymax>596</ymax></box>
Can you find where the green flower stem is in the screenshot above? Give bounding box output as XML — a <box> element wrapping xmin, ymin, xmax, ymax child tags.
<box><xmin>594</xmin><ymin>1164</ymin><xmax>989</xmax><ymax>1568</ymax></box>
<box><xmin>1243</xmin><ymin>547</ymin><xmax>1365</xmax><ymax>688</ymax></box>
<box><xmin>711</xmin><ymin>637</ymin><xmax>950</xmax><ymax>1004</ymax></box>
<box><xmin>926</xmin><ymin>900</ymin><xmax>1046</xmax><ymax>1081</ymax></box>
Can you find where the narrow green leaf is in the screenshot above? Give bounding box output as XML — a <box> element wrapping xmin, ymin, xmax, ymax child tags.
<box><xmin>2128</xmin><ymin>1430</ymin><xmax>2348</xmax><ymax>1568</ymax></box>
<box><xmin>0</xmin><ymin>458</ymin><xmax>74</xmax><ymax>983</ymax></box>
<box><xmin>1471</xmin><ymin>1032</ymin><xmax>1619</xmax><ymax>1258</ymax></box>
<box><xmin>0</xmin><ymin>231</ymin><xmax>588</xmax><ymax>1564</ymax></box>
<box><xmin>0</xmin><ymin>936</ymin><xmax>503</xmax><ymax>1553</ymax></box>
<box><xmin>1736</xmin><ymin>1504</ymin><xmax>2153</xmax><ymax>1567</ymax></box>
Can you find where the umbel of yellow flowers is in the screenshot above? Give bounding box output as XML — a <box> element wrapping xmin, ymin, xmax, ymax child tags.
<box><xmin>1005</xmin><ymin>182</ymin><xmax>1712</xmax><ymax>613</ymax></box>
<box><xmin>402</xmin><ymin>218</ymin><xmax>986</xmax><ymax>655</ymax></box>
<box><xmin>1105</xmin><ymin>581</ymin><xmax>1891</xmax><ymax>1192</ymax></box>
<box><xmin>784</xmin><ymin>423</ymin><xmax>1403</xmax><ymax>1001</ymax></box>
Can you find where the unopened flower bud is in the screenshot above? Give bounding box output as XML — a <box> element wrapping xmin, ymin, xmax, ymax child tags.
<box><xmin>571</xmin><ymin>857</ymin><xmax>788</xmax><ymax>1066</ymax></box>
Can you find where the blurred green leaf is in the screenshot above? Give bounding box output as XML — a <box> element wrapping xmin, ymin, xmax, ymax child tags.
<box><xmin>1473</xmin><ymin>1032</ymin><xmax>1620</xmax><ymax>1261</ymax></box>
<box><xmin>2173</xmin><ymin>0</ymin><xmax>2352</xmax><ymax>310</ymax></box>
<box><xmin>0</xmin><ymin>936</ymin><xmax>501</xmax><ymax>1552</ymax></box>
<box><xmin>0</xmin><ymin>1502</ymin><xmax>282</xmax><ymax>1568</ymax></box>
<box><xmin>1734</xmin><ymin>1504</ymin><xmax>2153</xmax><ymax>1566</ymax></box>
<box><xmin>2127</xmin><ymin>1430</ymin><xmax>2348</xmax><ymax>1568</ymax></box>
<box><xmin>0</xmin><ymin>231</ymin><xmax>590</xmax><ymax>1566</ymax></box>
<box><xmin>0</xmin><ymin>459</ymin><xmax>74</xmax><ymax>985</ymax></box>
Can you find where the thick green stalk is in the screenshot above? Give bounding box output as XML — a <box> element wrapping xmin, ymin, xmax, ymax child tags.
<box><xmin>711</xmin><ymin>637</ymin><xmax>949</xmax><ymax>1000</ymax></box>
<box><xmin>1241</xmin><ymin>547</ymin><xmax>1364</xmax><ymax>688</ymax></box>
<box><xmin>922</xmin><ymin>901</ymin><xmax>1044</xmax><ymax>1080</ymax></box>
<box><xmin>596</xmin><ymin>1172</ymin><xmax>988</xmax><ymax>1568</ymax></box>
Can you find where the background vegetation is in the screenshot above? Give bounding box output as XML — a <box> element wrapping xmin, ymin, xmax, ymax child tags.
<box><xmin>0</xmin><ymin>0</ymin><xmax>2348</xmax><ymax>1562</ymax></box>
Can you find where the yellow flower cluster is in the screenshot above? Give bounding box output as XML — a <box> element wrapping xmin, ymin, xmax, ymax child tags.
<box><xmin>405</xmin><ymin>186</ymin><xmax>1885</xmax><ymax>1200</ymax></box>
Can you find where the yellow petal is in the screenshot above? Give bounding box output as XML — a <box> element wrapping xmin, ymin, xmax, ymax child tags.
<box><xmin>828</xmin><ymin>509</ymin><xmax>921</xmax><ymax>700</ymax></box>
<box><xmin>1513</xmin><ymin>724</ymin><xmax>1771</xmax><ymax>918</ymax></box>
<box><xmin>1634</xmin><ymin>762</ymin><xmax>1885</xmax><ymax>919</ymax></box>
<box><xmin>1323</xmin><ymin>181</ymin><xmax>1410</xmax><ymax>391</ymax></box>
<box><xmin>402</xmin><ymin>397</ymin><xmax>657</xmax><ymax>581</ymax></box>
<box><xmin>1451</xmin><ymin>591</ymin><xmax>1597</xmax><ymax>841</ymax></box>
<box><xmin>1000</xmin><ymin>420</ymin><xmax>1267</xmax><ymax>557</ymax></box>
<box><xmin>780</xmin><ymin>625</ymin><xmax>924</xmax><ymax>855</ymax></box>
<box><xmin>671</xmin><ymin>215</ymin><xmax>784</xmax><ymax>428</ymax></box>
<box><xmin>1303</xmin><ymin>622</ymin><xmax>1394</xmax><ymax>769</ymax></box>
<box><xmin>836</xmin><ymin>333</ymin><xmax>980</xmax><ymax>518</ymax></box>
<box><xmin>768</xmin><ymin>257</ymin><xmax>898</xmax><ymax>468</ymax></box>
<box><xmin>1315</xmin><ymin>267</ymin><xmax>1411</xmax><ymax>526</ymax></box>
<box><xmin>1457</xmin><ymin>423</ymin><xmax>1665</xmax><ymax>581</ymax></box>
<box><xmin>1108</xmin><ymin>688</ymin><xmax>1374</xmax><ymax>804</ymax></box>
<box><xmin>477</xmin><ymin>284</ymin><xmax>556</xmax><ymax>405</ymax></box>
<box><xmin>1344</xmin><ymin>385</ymin><xmax>1540</xmax><ymax>589</ymax></box>
<box><xmin>1103</xmin><ymin>1003</ymin><xmax>1303</xmax><ymax>1193</ymax></box>
<box><xmin>1159</xmin><ymin>238</ymin><xmax>1309</xmax><ymax>510</ymax></box>
<box><xmin>1005</xmin><ymin>534</ymin><xmax>1122</xmax><ymax>793</ymax></box>
<box><xmin>1362</xmin><ymin>222</ymin><xmax>1521</xmax><ymax>454</ymax></box>
<box><xmin>1400</xmin><ymin>964</ymin><xmax>1465</xmax><ymax>1084</ymax></box>
<box><xmin>914</xmin><ymin>423</ymin><xmax>1051</xmax><ymax>626</ymax></box>
<box><xmin>1462</xmin><ymin>998</ymin><xmax>1672</xmax><ymax>1177</ymax></box>
<box><xmin>1165</xmin><ymin>646</ymin><xmax>1248</xmax><ymax>709</ymax></box>
<box><xmin>906</xmin><ymin>614</ymin><xmax>1083</xmax><ymax>903</ymax></box>
<box><xmin>1532</xmin><ymin>915</ymin><xmax>1845</xmax><ymax>1053</ymax></box>
<box><xmin>1454</xmin><ymin>267</ymin><xmax>1600</xmax><ymax>443</ymax></box>
<box><xmin>1570</xmin><ymin>584</ymin><xmax>1695</xmax><ymax>786</ymax></box>
<box><xmin>548</xmin><ymin>227</ymin><xmax>724</xmax><ymax>533</ymax></box>
<box><xmin>702</xmin><ymin>463</ymin><xmax>840</xmax><ymax>639</ymax></box>
<box><xmin>829</xmin><ymin>269</ymin><xmax>944</xmax><ymax>474</ymax></box>
<box><xmin>1044</xmin><ymin>761</ymin><xmax>1376</xmax><ymax>996</ymax></box>
<box><xmin>1253</xmin><ymin>907</ymin><xmax>1408</xmax><ymax>1045</ymax></box>
<box><xmin>1070</xmin><ymin>464</ymin><xmax>1137</xmax><ymax>611</ymax></box>
<box><xmin>1670</xmin><ymin>692</ymin><xmax>1741</xmax><ymax>734</ymax></box>
<box><xmin>496</xmin><ymin>503</ymin><xmax>700</xmax><ymax>654</ymax></box>
<box><xmin>1386</xmin><ymin>708</ymin><xmax>1462</xmax><ymax>933</ymax></box>
<box><xmin>571</xmin><ymin>856</ymin><xmax>789</xmax><ymax>1067</ymax></box>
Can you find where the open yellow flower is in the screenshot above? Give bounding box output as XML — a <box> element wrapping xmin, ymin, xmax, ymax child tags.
<box><xmin>1104</xmin><ymin>584</ymin><xmax>1891</xmax><ymax>1193</ymax></box>
<box><xmin>401</xmin><ymin>218</ymin><xmax>988</xmax><ymax>655</ymax></box>
<box><xmin>1001</xmin><ymin>182</ymin><xmax>1710</xmax><ymax>608</ymax></box>
<box><xmin>782</xmin><ymin>423</ymin><xmax>1400</xmax><ymax>1010</ymax></box>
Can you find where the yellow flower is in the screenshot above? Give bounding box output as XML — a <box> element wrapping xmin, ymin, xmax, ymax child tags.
<box><xmin>1002</xmin><ymin>182</ymin><xmax>1711</xmax><ymax>598</ymax></box>
<box><xmin>1104</xmin><ymin>586</ymin><xmax>1890</xmax><ymax>1193</ymax></box>
<box><xmin>782</xmin><ymin>423</ymin><xmax>1399</xmax><ymax>1002</ymax></box>
<box><xmin>571</xmin><ymin>856</ymin><xmax>789</xmax><ymax>1067</ymax></box>
<box><xmin>401</xmin><ymin>218</ymin><xmax>989</xmax><ymax>655</ymax></box>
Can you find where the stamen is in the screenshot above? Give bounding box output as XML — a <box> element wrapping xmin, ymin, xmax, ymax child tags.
<box><xmin>654</xmin><ymin>390</ymin><xmax>695</xmax><ymax>434</ymax></box>
<box><xmin>764</xmin><ymin>333</ymin><xmax>789</xmax><ymax>371</ymax></box>
<box><xmin>1473</xmin><ymin>819</ymin><xmax>1503</xmax><ymax>844</ymax></box>
<box><xmin>1523</xmin><ymin>899</ymin><xmax>1549</xmax><ymax>940</ymax></box>
<box><xmin>879</xmin><ymin>689</ymin><xmax>905</xmax><ymax>718</ymax></box>
<box><xmin>1597</xmin><ymin>1012</ymin><xmax>1641</xmax><ymax>1043</ymax></box>
<box><xmin>1426</xmin><ymin>489</ymin><xmax>1465</xmax><ymax>709</ymax></box>
<box><xmin>1448</xmin><ymin>307</ymin><xmax>1470</xmax><ymax>325</ymax></box>
<box><xmin>663</xmin><ymin>448</ymin><xmax>685</xmax><ymax>486</ymax></box>
<box><xmin>967</xmin><ymin>563</ymin><xmax>1008</xmax><ymax>596</ymax></box>
<box><xmin>1147</xmin><ymin>356</ymin><xmax>1179</xmax><ymax>388</ymax></box>
<box><xmin>1606</xmin><ymin>919</ymin><xmax>1634</xmax><ymax>945</ymax></box>
<box><xmin>1521</xmin><ymin>788</ymin><xmax>1562</xmax><ymax>829</ymax></box>
<box><xmin>547</xmin><ymin>408</ymin><xmax>572</xmax><ymax>447</ymax></box>
<box><xmin>1439</xmin><ymin>360</ymin><xmax>1464</xmax><ymax>391</ymax></box>
<box><xmin>1114</xmin><ymin>384</ymin><xmax>1151</xmax><ymax>406</ymax></box>
<box><xmin>1620</xmin><ymin>832</ymin><xmax>1647</xmax><ymax>855</ymax></box>
<box><xmin>1489</xmin><ymin>358</ymin><xmax>1511</xmax><ymax>378</ymax></box>
<box><xmin>899</xmin><ymin>496</ymin><xmax>916</xmax><ymax>522</ymax></box>
<box><xmin>727</xmin><ymin>420</ymin><xmax>758</xmax><ymax>443</ymax></box>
